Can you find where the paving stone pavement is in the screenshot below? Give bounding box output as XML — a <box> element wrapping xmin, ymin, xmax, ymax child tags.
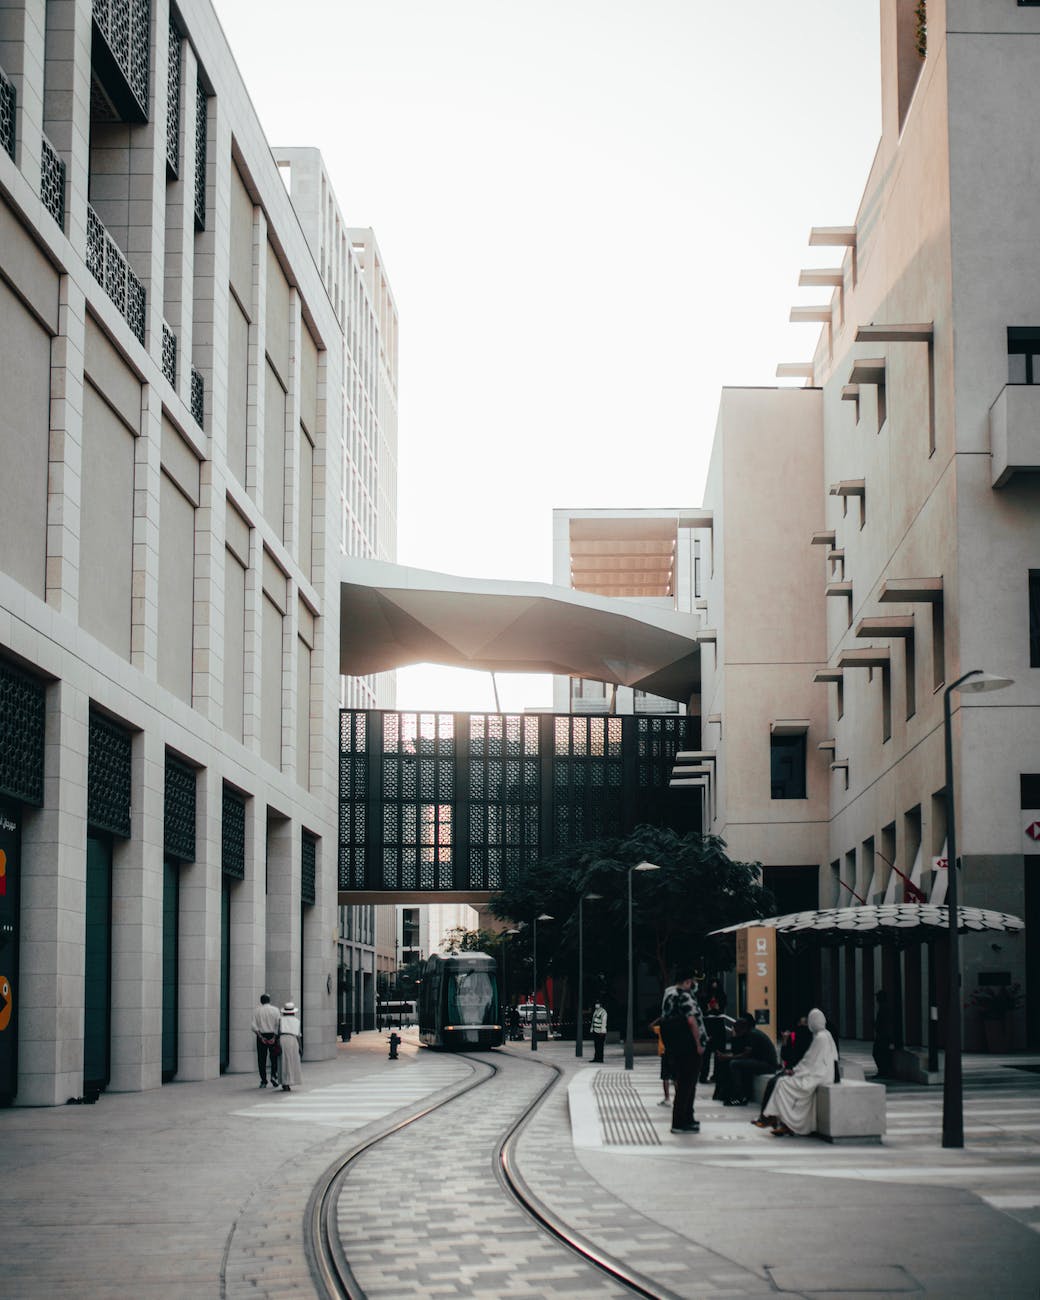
<box><xmin>334</xmin><ymin>1049</ymin><xmax>631</xmax><ymax>1298</ymax></box>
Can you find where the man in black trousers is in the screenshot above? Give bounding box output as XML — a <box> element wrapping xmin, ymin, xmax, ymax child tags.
<box><xmin>659</xmin><ymin>968</ymin><xmax>705</xmax><ymax>1133</ymax></box>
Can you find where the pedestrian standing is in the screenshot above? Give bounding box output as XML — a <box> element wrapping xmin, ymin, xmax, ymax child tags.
<box><xmin>591</xmin><ymin>1001</ymin><xmax>608</xmax><ymax>1062</ymax></box>
<box><xmin>278</xmin><ymin>1002</ymin><xmax>303</xmax><ymax>1092</ymax></box>
<box><xmin>659</xmin><ymin>968</ymin><xmax>705</xmax><ymax>1133</ymax></box>
<box><xmin>649</xmin><ymin>1018</ymin><xmax>674</xmax><ymax>1106</ymax></box>
<box><xmin>251</xmin><ymin>994</ymin><xmax>281</xmax><ymax>1089</ymax></box>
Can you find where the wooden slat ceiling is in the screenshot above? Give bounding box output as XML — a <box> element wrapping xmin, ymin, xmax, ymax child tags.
<box><xmin>569</xmin><ymin>518</ymin><xmax>678</xmax><ymax>598</ymax></box>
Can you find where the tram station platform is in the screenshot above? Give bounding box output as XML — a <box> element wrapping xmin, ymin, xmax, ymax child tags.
<box><xmin>0</xmin><ymin>1032</ymin><xmax>1037</xmax><ymax>1297</ymax></box>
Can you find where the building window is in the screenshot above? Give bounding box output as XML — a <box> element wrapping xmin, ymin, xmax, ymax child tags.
<box><xmin>1030</xmin><ymin>570</ymin><xmax>1040</xmax><ymax>667</ymax></box>
<box><xmin>770</xmin><ymin>733</ymin><xmax>806</xmax><ymax>800</ymax></box>
<box><xmin>1008</xmin><ymin>328</ymin><xmax>1040</xmax><ymax>384</ymax></box>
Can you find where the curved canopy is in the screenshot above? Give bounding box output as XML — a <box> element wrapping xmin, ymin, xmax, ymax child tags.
<box><xmin>711</xmin><ymin>903</ymin><xmax>1024</xmax><ymax>949</ymax></box>
<box><xmin>339</xmin><ymin>557</ymin><xmax>702</xmax><ymax>703</ymax></box>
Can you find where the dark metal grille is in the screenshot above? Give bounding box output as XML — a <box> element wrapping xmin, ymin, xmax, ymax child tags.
<box><xmin>86</xmin><ymin>203</ymin><xmax>146</xmax><ymax>344</ymax></box>
<box><xmin>193</xmin><ymin>84</ymin><xmax>206</xmax><ymax>229</ymax></box>
<box><xmin>0</xmin><ymin>660</ymin><xmax>45</xmax><ymax>806</ymax></box>
<box><xmin>164</xmin><ymin>755</ymin><xmax>196</xmax><ymax>863</ymax></box>
<box><xmin>222</xmin><ymin>787</ymin><xmax>245</xmax><ymax>879</ymax></box>
<box><xmin>467</xmin><ymin>713</ymin><xmax>540</xmax><ymax>889</ymax></box>
<box><xmin>340</xmin><ymin>710</ymin><xmax>697</xmax><ymax>893</ymax></box>
<box><xmin>0</xmin><ymin>66</ymin><xmax>13</xmax><ymax>159</ymax></box>
<box><xmin>190</xmin><ymin>365</ymin><xmax>203</xmax><ymax>426</ymax></box>
<box><xmin>166</xmin><ymin>20</ymin><xmax>180</xmax><ymax>175</ymax></box>
<box><xmin>301</xmin><ymin>831</ymin><xmax>316</xmax><ymax>906</ymax></box>
<box><xmin>162</xmin><ymin>320</ymin><xmax>176</xmax><ymax>385</ymax></box>
<box><xmin>92</xmin><ymin>0</ymin><xmax>150</xmax><ymax>120</ymax></box>
<box><xmin>40</xmin><ymin>136</ymin><xmax>66</xmax><ymax>228</ymax></box>
<box><xmin>88</xmin><ymin>711</ymin><xmax>132</xmax><ymax>838</ymax></box>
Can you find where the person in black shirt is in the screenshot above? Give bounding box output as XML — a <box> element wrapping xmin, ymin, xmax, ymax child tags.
<box><xmin>715</xmin><ymin>1014</ymin><xmax>778</xmax><ymax>1105</ymax></box>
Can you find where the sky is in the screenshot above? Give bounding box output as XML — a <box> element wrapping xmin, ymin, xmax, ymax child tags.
<box><xmin>212</xmin><ymin>0</ymin><xmax>882</xmax><ymax>712</ymax></box>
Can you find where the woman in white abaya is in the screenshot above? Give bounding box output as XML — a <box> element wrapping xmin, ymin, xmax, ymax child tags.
<box><xmin>764</xmin><ymin>1008</ymin><xmax>837</xmax><ymax>1136</ymax></box>
<box><xmin>278</xmin><ymin>1002</ymin><xmax>303</xmax><ymax>1092</ymax></box>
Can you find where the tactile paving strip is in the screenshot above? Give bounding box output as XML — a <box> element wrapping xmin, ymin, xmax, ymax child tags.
<box><xmin>592</xmin><ymin>1070</ymin><xmax>660</xmax><ymax>1146</ymax></box>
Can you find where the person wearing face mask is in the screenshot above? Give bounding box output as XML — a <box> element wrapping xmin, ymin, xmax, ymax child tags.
<box><xmin>758</xmin><ymin>1008</ymin><xmax>837</xmax><ymax>1137</ymax></box>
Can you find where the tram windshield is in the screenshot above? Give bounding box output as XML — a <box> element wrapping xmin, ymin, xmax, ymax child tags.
<box><xmin>446</xmin><ymin>970</ymin><xmax>498</xmax><ymax>1026</ymax></box>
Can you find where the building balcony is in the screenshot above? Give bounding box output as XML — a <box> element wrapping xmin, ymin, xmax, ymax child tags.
<box><xmin>0</xmin><ymin>64</ymin><xmax>14</xmax><ymax>160</ymax></box>
<box><xmin>86</xmin><ymin>204</ymin><xmax>145</xmax><ymax>344</ymax></box>
<box><xmin>990</xmin><ymin>383</ymin><xmax>1040</xmax><ymax>487</ymax></box>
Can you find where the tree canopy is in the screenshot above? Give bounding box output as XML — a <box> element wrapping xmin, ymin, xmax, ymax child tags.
<box><xmin>487</xmin><ymin>824</ymin><xmax>773</xmax><ymax>992</ymax></box>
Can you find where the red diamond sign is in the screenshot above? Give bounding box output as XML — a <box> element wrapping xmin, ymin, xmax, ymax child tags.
<box><xmin>1027</xmin><ymin>820</ymin><xmax>1040</xmax><ymax>843</ymax></box>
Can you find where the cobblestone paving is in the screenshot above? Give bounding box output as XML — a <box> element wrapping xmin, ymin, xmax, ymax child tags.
<box><xmin>335</xmin><ymin>1051</ymin><xmax>630</xmax><ymax>1298</ymax></box>
<box><xmin>515</xmin><ymin>1063</ymin><xmax>775</xmax><ymax>1298</ymax></box>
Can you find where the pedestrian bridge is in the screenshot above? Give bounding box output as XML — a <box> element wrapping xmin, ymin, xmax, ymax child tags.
<box><xmin>337</xmin><ymin>558</ymin><xmax>705</xmax><ymax>902</ymax></box>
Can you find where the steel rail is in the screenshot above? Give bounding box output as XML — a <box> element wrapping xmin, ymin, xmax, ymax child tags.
<box><xmin>307</xmin><ymin>1045</ymin><xmax>677</xmax><ymax>1300</ymax></box>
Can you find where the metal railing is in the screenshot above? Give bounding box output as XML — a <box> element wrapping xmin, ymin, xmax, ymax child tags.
<box><xmin>0</xmin><ymin>64</ymin><xmax>14</xmax><ymax>159</ymax></box>
<box><xmin>40</xmin><ymin>135</ymin><xmax>65</xmax><ymax>228</ymax></box>
<box><xmin>86</xmin><ymin>204</ymin><xmax>146</xmax><ymax>344</ymax></box>
<box><xmin>92</xmin><ymin>0</ymin><xmax>150</xmax><ymax>117</ymax></box>
<box><xmin>190</xmin><ymin>364</ymin><xmax>203</xmax><ymax>426</ymax></box>
<box><xmin>161</xmin><ymin>320</ymin><xmax>177</xmax><ymax>386</ymax></box>
<box><xmin>166</xmin><ymin>20</ymin><xmax>180</xmax><ymax>175</ymax></box>
<box><xmin>194</xmin><ymin>84</ymin><xmax>206</xmax><ymax>228</ymax></box>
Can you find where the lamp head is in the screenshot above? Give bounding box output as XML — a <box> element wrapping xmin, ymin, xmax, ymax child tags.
<box><xmin>633</xmin><ymin>860</ymin><xmax>660</xmax><ymax>872</ymax></box>
<box><xmin>537</xmin><ymin>913</ymin><xmax>554</xmax><ymax>921</ymax></box>
<box><xmin>958</xmin><ymin>672</ymin><xmax>1013</xmax><ymax>694</ymax></box>
<box><xmin>584</xmin><ymin>892</ymin><xmax>603</xmax><ymax>901</ymax></box>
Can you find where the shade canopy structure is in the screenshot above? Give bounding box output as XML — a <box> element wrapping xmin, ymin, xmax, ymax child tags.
<box><xmin>339</xmin><ymin>556</ymin><xmax>702</xmax><ymax>703</ymax></box>
<box><xmin>711</xmin><ymin>903</ymin><xmax>1024</xmax><ymax>950</ymax></box>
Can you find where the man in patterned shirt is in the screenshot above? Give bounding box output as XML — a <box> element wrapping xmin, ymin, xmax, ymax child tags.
<box><xmin>659</xmin><ymin>968</ymin><xmax>705</xmax><ymax>1133</ymax></box>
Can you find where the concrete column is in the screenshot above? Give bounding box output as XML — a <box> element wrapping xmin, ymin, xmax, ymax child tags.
<box><xmin>228</xmin><ymin>793</ymin><xmax>265</xmax><ymax>1074</ymax></box>
<box><xmin>109</xmin><ymin>725</ymin><xmax>163</xmax><ymax>1092</ymax></box>
<box><xmin>176</xmin><ymin>763</ymin><xmax>221</xmax><ymax>1080</ymax></box>
<box><xmin>46</xmin><ymin>276</ymin><xmax>86</xmax><ymax>618</ymax></box>
<box><xmin>130</xmin><ymin>383</ymin><xmax>162</xmax><ymax>676</ymax></box>
<box><xmin>42</xmin><ymin>0</ymin><xmax>92</xmax><ymax>256</ymax></box>
<box><xmin>17</xmin><ymin>677</ymin><xmax>88</xmax><ymax>1106</ymax></box>
<box><xmin>264</xmin><ymin>811</ymin><xmax>296</xmax><ymax>1008</ymax></box>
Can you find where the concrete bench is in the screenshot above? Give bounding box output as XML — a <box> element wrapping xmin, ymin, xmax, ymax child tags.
<box><xmin>749</xmin><ymin>1056</ymin><xmax>862</xmax><ymax>1105</ymax></box>
<box><xmin>815</xmin><ymin>1080</ymin><xmax>886</xmax><ymax>1143</ymax></box>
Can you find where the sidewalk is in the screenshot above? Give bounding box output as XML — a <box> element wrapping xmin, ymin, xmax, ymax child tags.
<box><xmin>526</xmin><ymin>1038</ymin><xmax>1040</xmax><ymax>1298</ymax></box>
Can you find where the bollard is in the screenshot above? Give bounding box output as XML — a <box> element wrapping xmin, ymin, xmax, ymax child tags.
<box><xmin>388</xmin><ymin>1032</ymin><xmax>401</xmax><ymax>1059</ymax></box>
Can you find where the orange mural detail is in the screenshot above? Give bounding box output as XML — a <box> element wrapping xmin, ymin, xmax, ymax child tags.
<box><xmin>0</xmin><ymin>977</ymin><xmax>12</xmax><ymax>1032</ymax></box>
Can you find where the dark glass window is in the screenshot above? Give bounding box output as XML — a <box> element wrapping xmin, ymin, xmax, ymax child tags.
<box><xmin>770</xmin><ymin>733</ymin><xmax>807</xmax><ymax>800</ymax></box>
<box><xmin>1030</xmin><ymin>570</ymin><xmax>1040</xmax><ymax>667</ymax></box>
<box><xmin>1008</xmin><ymin>328</ymin><xmax>1040</xmax><ymax>384</ymax></box>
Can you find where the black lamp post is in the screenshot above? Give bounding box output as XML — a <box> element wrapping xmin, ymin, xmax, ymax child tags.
<box><xmin>531</xmin><ymin>913</ymin><xmax>553</xmax><ymax>1052</ymax></box>
<box><xmin>575</xmin><ymin>892</ymin><xmax>602</xmax><ymax>1058</ymax></box>
<box><xmin>625</xmin><ymin>862</ymin><xmax>660</xmax><ymax>1070</ymax></box>
<box><xmin>941</xmin><ymin>668</ymin><xmax>1012</xmax><ymax>1149</ymax></box>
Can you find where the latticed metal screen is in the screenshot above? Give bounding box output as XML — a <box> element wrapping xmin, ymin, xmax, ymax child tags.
<box><xmin>339</xmin><ymin>710</ymin><xmax>698</xmax><ymax>892</ymax></box>
<box><xmin>40</xmin><ymin>137</ymin><xmax>65</xmax><ymax>229</ymax></box>
<box><xmin>0</xmin><ymin>65</ymin><xmax>14</xmax><ymax>159</ymax></box>
<box><xmin>301</xmin><ymin>831</ymin><xmax>316</xmax><ymax>906</ymax></box>
<box><xmin>222</xmin><ymin>787</ymin><xmax>245</xmax><ymax>879</ymax></box>
<box><xmin>190</xmin><ymin>365</ymin><xmax>204</xmax><ymax>426</ymax></box>
<box><xmin>194</xmin><ymin>84</ymin><xmax>207</xmax><ymax>228</ymax></box>
<box><xmin>166</xmin><ymin>20</ymin><xmax>180</xmax><ymax>175</ymax></box>
<box><xmin>163</xmin><ymin>755</ymin><xmax>195</xmax><ymax>863</ymax></box>
<box><xmin>92</xmin><ymin>0</ymin><xmax>151</xmax><ymax>120</ymax></box>
<box><xmin>88</xmin><ymin>711</ymin><xmax>132</xmax><ymax>838</ymax></box>
<box><xmin>0</xmin><ymin>659</ymin><xmax>45</xmax><ymax>806</ymax></box>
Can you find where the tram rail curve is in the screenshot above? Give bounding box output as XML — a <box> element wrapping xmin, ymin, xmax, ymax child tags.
<box><xmin>305</xmin><ymin>1044</ymin><xmax>678</xmax><ymax>1300</ymax></box>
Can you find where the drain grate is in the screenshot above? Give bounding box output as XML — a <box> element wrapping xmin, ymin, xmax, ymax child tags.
<box><xmin>592</xmin><ymin>1071</ymin><xmax>660</xmax><ymax>1146</ymax></box>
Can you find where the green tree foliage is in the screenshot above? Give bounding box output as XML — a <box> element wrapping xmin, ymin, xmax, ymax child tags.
<box><xmin>441</xmin><ymin>925</ymin><xmax>506</xmax><ymax>955</ymax></box>
<box><xmin>488</xmin><ymin>824</ymin><xmax>772</xmax><ymax>991</ymax></box>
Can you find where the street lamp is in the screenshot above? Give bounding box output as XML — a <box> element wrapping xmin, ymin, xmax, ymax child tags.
<box><xmin>502</xmin><ymin>928</ymin><xmax>520</xmax><ymax>1032</ymax></box>
<box><xmin>531</xmin><ymin>913</ymin><xmax>554</xmax><ymax>1052</ymax></box>
<box><xmin>941</xmin><ymin>669</ymin><xmax>1013</xmax><ymax>1149</ymax></box>
<box><xmin>575</xmin><ymin>893</ymin><xmax>603</xmax><ymax>1058</ymax></box>
<box><xmin>625</xmin><ymin>862</ymin><xmax>660</xmax><ymax>1070</ymax></box>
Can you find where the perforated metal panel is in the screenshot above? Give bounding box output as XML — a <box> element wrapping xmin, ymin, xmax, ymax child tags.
<box><xmin>301</xmin><ymin>831</ymin><xmax>316</xmax><ymax>906</ymax></box>
<box><xmin>166</xmin><ymin>21</ymin><xmax>181</xmax><ymax>175</ymax></box>
<box><xmin>40</xmin><ymin>136</ymin><xmax>65</xmax><ymax>229</ymax></box>
<box><xmin>339</xmin><ymin>710</ymin><xmax>697</xmax><ymax>892</ymax></box>
<box><xmin>222</xmin><ymin>787</ymin><xmax>245</xmax><ymax>879</ymax></box>
<box><xmin>0</xmin><ymin>660</ymin><xmax>45</xmax><ymax>806</ymax></box>
<box><xmin>88</xmin><ymin>712</ymin><xmax>132</xmax><ymax>838</ymax></box>
<box><xmin>163</xmin><ymin>755</ymin><xmax>195</xmax><ymax>863</ymax></box>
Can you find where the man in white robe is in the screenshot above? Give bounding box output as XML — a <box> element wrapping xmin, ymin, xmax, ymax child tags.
<box><xmin>763</xmin><ymin>1008</ymin><xmax>837</xmax><ymax>1136</ymax></box>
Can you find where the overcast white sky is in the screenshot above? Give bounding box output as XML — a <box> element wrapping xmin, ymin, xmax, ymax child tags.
<box><xmin>213</xmin><ymin>0</ymin><xmax>882</xmax><ymax>712</ymax></box>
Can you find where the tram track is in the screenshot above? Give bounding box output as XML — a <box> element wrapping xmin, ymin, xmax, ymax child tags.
<box><xmin>306</xmin><ymin>1045</ymin><xmax>677</xmax><ymax>1300</ymax></box>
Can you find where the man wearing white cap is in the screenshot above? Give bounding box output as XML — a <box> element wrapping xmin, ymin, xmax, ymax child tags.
<box><xmin>278</xmin><ymin>1001</ymin><xmax>303</xmax><ymax>1092</ymax></box>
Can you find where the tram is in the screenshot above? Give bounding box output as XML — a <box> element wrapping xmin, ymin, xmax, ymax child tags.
<box><xmin>418</xmin><ymin>952</ymin><xmax>504</xmax><ymax>1049</ymax></box>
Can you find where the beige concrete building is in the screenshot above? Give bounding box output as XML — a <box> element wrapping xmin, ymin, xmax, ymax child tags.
<box><xmin>698</xmin><ymin>0</ymin><xmax>1039</xmax><ymax>1052</ymax></box>
<box><xmin>0</xmin><ymin>0</ymin><xmax>396</xmax><ymax>1103</ymax></box>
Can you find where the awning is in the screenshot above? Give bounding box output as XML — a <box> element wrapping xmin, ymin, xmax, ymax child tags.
<box><xmin>711</xmin><ymin>904</ymin><xmax>1024</xmax><ymax>949</ymax></box>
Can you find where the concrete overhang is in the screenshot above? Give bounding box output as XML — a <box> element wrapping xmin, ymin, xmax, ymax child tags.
<box><xmin>809</xmin><ymin>226</ymin><xmax>857</xmax><ymax>247</ymax></box>
<box><xmin>339</xmin><ymin>556</ymin><xmax>703</xmax><ymax>703</ymax></box>
<box><xmin>811</xmin><ymin>530</ymin><xmax>836</xmax><ymax>546</ymax></box>
<box><xmin>878</xmin><ymin>578</ymin><xmax>943</xmax><ymax>604</ymax></box>
<box><xmin>838</xmin><ymin>647</ymin><xmax>891</xmax><ymax>669</ymax></box>
<box><xmin>855</xmin><ymin>615</ymin><xmax>914</xmax><ymax>638</ymax></box>
<box><xmin>848</xmin><ymin>359</ymin><xmax>885</xmax><ymax>386</ymax></box>
<box><xmin>855</xmin><ymin>323</ymin><xmax>933</xmax><ymax>344</ymax></box>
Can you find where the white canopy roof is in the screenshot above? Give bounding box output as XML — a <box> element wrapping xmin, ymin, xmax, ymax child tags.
<box><xmin>711</xmin><ymin>904</ymin><xmax>1024</xmax><ymax>948</ymax></box>
<box><xmin>339</xmin><ymin>557</ymin><xmax>702</xmax><ymax>703</ymax></box>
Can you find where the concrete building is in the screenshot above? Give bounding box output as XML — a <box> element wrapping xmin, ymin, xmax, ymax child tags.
<box><xmin>697</xmin><ymin>0</ymin><xmax>1040</xmax><ymax>1052</ymax></box>
<box><xmin>0</xmin><ymin>0</ymin><xmax>395</xmax><ymax>1104</ymax></box>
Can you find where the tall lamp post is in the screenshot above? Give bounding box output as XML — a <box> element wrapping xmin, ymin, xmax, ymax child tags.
<box><xmin>941</xmin><ymin>669</ymin><xmax>1013</xmax><ymax>1149</ymax></box>
<box><xmin>502</xmin><ymin>928</ymin><xmax>520</xmax><ymax>1026</ymax></box>
<box><xmin>575</xmin><ymin>893</ymin><xmax>602</xmax><ymax>1058</ymax></box>
<box><xmin>625</xmin><ymin>862</ymin><xmax>660</xmax><ymax>1070</ymax></box>
<box><xmin>531</xmin><ymin>913</ymin><xmax>553</xmax><ymax>1052</ymax></box>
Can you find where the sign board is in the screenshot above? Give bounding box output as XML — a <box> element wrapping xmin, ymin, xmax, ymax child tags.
<box><xmin>1023</xmin><ymin>811</ymin><xmax>1040</xmax><ymax>849</ymax></box>
<box><xmin>736</xmin><ymin>925</ymin><xmax>776</xmax><ymax>1040</ymax></box>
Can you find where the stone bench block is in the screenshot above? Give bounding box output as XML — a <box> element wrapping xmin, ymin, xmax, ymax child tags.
<box><xmin>815</xmin><ymin>1080</ymin><xmax>886</xmax><ymax>1143</ymax></box>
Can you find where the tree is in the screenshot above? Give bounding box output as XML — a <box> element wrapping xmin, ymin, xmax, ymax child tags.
<box><xmin>441</xmin><ymin>926</ymin><xmax>504</xmax><ymax>955</ymax></box>
<box><xmin>488</xmin><ymin>824</ymin><xmax>773</xmax><ymax>995</ymax></box>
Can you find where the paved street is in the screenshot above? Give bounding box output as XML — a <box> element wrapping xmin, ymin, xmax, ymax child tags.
<box><xmin>0</xmin><ymin>1033</ymin><xmax>1037</xmax><ymax>1297</ymax></box>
